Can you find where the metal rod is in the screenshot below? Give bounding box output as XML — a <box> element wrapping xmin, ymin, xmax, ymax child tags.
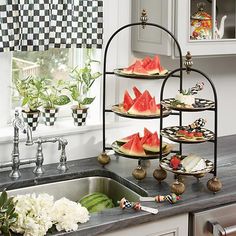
<box><xmin>105</xmin><ymin>147</ymin><xmax>113</xmax><ymax>150</ymax></box>
<box><xmin>106</xmin><ymin>72</ymin><xmax>115</xmax><ymax>75</ymax></box>
<box><xmin>105</xmin><ymin>109</ymin><xmax>113</xmax><ymax>112</ymax></box>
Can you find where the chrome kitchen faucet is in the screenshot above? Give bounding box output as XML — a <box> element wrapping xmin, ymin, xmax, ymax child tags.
<box><xmin>0</xmin><ymin>110</ymin><xmax>69</xmax><ymax>179</ymax></box>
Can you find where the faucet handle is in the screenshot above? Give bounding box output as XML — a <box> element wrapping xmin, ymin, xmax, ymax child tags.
<box><xmin>57</xmin><ymin>138</ymin><xmax>68</xmax><ymax>172</ymax></box>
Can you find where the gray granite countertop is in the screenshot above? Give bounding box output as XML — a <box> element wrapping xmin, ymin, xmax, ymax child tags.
<box><xmin>0</xmin><ymin>135</ymin><xmax>236</xmax><ymax>236</ymax></box>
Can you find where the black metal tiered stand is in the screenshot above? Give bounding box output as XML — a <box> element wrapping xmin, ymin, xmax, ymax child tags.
<box><xmin>97</xmin><ymin>12</ymin><xmax>222</xmax><ymax>194</ymax></box>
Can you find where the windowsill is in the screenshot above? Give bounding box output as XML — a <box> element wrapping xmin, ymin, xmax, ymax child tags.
<box><xmin>0</xmin><ymin>118</ymin><xmax>133</xmax><ymax>144</ymax></box>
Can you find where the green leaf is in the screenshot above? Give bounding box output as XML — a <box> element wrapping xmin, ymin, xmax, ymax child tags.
<box><xmin>0</xmin><ymin>191</ymin><xmax>7</xmax><ymax>208</ymax></box>
<box><xmin>81</xmin><ymin>97</ymin><xmax>95</xmax><ymax>105</ymax></box>
<box><xmin>54</xmin><ymin>95</ymin><xmax>70</xmax><ymax>106</ymax></box>
<box><xmin>22</xmin><ymin>97</ymin><xmax>29</xmax><ymax>107</ymax></box>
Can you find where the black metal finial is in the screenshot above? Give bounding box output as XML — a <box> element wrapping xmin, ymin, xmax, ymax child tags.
<box><xmin>140</xmin><ymin>9</ymin><xmax>148</xmax><ymax>29</ymax></box>
<box><xmin>184</xmin><ymin>51</ymin><xmax>193</xmax><ymax>74</ymax></box>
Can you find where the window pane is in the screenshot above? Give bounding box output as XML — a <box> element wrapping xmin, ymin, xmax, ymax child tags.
<box><xmin>12</xmin><ymin>48</ymin><xmax>71</xmax><ymax>109</ymax></box>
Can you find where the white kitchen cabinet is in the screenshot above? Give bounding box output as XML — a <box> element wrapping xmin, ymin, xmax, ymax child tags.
<box><xmin>101</xmin><ymin>213</ymin><xmax>188</xmax><ymax>236</ymax></box>
<box><xmin>131</xmin><ymin>0</ymin><xmax>172</xmax><ymax>56</ymax></box>
<box><xmin>132</xmin><ymin>0</ymin><xmax>236</xmax><ymax>57</ymax></box>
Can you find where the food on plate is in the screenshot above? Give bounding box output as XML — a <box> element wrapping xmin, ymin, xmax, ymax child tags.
<box><xmin>116</xmin><ymin>132</ymin><xmax>140</xmax><ymax>144</ymax></box>
<box><xmin>142</xmin><ymin>131</ymin><xmax>165</xmax><ymax>153</ymax></box>
<box><xmin>121</xmin><ymin>87</ymin><xmax>161</xmax><ymax>115</ymax></box>
<box><xmin>122</xmin><ymin>55</ymin><xmax>168</xmax><ymax>76</ymax></box>
<box><xmin>172</xmin><ymin>82</ymin><xmax>205</xmax><ymax>108</ymax></box>
<box><xmin>117</xmin><ymin>128</ymin><xmax>167</xmax><ymax>156</ymax></box>
<box><xmin>119</xmin><ymin>135</ymin><xmax>146</xmax><ymax>156</ymax></box>
<box><xmin>169</xmin><ymin>155</ymin><xmax>182</xmax><ymax>170</ymax></box>
<box><xmin>79</xmin><ymin>192</ymin><xmax>114</xmax><ymax>213</ymax></box>
<box><xmin>181</xmin><ymin>154</ymin><xmax>206</xmax><ymax>172</ymax></box>
<box><xmin>176</xmin><ymin>128</ymin><xmax>204</xmax><ymax>141</ymax></box>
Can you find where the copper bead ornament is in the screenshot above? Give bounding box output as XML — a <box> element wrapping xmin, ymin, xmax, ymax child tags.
<box><xmin>171</xmin><ymin>180</ymin><xmax>185</xmax><ymax>195</ymax></box>
<box><xmin>97</xmin><ymin>152</ymin><xmax>110</xmax><ymax>165</ymax></box>
<box><xmin>132</xmin><ymin>166</ymin><xmax>146</xmax><ymax>180</ymax></box>
<box><xmin>207</xmin><ymin>177</ymin><xmax>222</xmax><ymax>193</ymax></box>
<box><xmin>153</xmin><ymin>168</ymin><xmax>167</xmax><ymax>182</ymax></box>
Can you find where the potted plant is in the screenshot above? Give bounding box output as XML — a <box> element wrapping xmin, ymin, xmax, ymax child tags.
<box><xmin>40</xmin><ymin>78</ymin><xmax>70</xmax><ymax>126</ymax></box>
<box><xmin>69</xmin><ymin>57</ymin><xmax>101</xmax><ymax>126</ymax></box>
<box><xmin>13</xmin><ymin>76</ymin><xmax>44</xmax><ymax>130</ymax></box>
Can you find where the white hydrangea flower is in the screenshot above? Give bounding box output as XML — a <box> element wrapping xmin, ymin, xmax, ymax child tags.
<box><xmin>11</xmin><ymin>193</ymin><xmax>54</xmax><ymax>236</ymax></box>
<box><xmin>52</xmin><ymin>197</ymin><xmax>90</xmax><ymax>232</ymax></box>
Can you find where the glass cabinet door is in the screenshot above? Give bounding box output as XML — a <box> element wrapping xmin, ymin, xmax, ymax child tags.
<box><xmin>176</xmin><ymin>0</ymin><xmax>236</xmax><ymax>56</ymax></box>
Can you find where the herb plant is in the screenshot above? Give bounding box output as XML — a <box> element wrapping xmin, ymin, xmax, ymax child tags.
<box><xmin>69</xmin><ymin>56</ymin><xmax>101</xmax><ymax>109</ymax></box>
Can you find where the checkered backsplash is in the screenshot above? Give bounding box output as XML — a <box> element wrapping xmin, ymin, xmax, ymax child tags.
<box><xmin>0</xmin><ymin>0</ymin><xmax>103</xmax><ymax>52</ymax></box>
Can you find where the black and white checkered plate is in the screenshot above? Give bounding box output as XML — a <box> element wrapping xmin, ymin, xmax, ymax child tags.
<box><xmin>161</xmin><ymin>126</ymin><xmax>215</xmax><ymax>143</ymax></box>
<box><xmin>111</xmin><ymin>141</ymin><xmax>172</xmax><ymax>159</ymax></box>
<box><xmin>161</xmin><ymin>98</ymin><xmax>215</xmax><ymax>111</ymax></box>
<box><xmin>111</xmin><ymin>104</ymin><xmax>171</xmax><ymax>119</ymax></box>
<box><xmin>113</xmin><ymin>68</ymin><xmax>169</xmax><ymax>80</ymax></box>
<box><xmin>160</xmin><ymin>155</ymin><xmax>214</xmax><ymax>176</ymax></box>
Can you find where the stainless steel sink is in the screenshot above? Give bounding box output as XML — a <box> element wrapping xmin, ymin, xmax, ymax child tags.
<box><xmin>8</xmin><ymin>176</ymin><xmax>147</xmax><ymax>206</ymax></box>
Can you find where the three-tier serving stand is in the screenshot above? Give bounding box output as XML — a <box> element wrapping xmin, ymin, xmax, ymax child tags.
<box><xmin>98</xmin><ymin>10</ymin><xmax>222</xmax><ymax>194</ymax></box>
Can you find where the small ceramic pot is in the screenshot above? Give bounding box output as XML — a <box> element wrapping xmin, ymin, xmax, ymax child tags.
<box><xmin>71</xmin><ymin>106</ymin><xmax>88</xmax><ymax>126</ymax></box>
<box><xmin>21</xmin><ymin>110</ymin><xmax>40</xmax><ymax>131</ymax></box>
<box><xmin>42</xmin><ymin>107</ymin><xmax>59</xmax><ymax>126</ymax></box>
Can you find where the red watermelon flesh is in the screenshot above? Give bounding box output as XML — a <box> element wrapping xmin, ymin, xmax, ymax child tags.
<box><xmin>129</xmin><ymin>136</ymin><xmax>146</xmax><ymax>156</ymax></box>
<box><xmin>119</xmin><ymin>137</ymin><xmax>135</xmax><ymax>155</ymax></box>
<box><xmin>128</xmin><ymin>90</ymin><xmax>152</xmax><ymax>115</ymax></box>
<box><xmin>123</xmin><ymin>90</ymin><xmax>134</xmax><ymax>111</ymax></box>
<box><xmin>133</xmin><ymin>60</ymin><xmax>149</xmax><ymax>75</ymax></box>
<box><xmin>143</xmin><ymin>132</ymin><xmax>161</xmax><ymax>153</ymax></box>
<box><xmin>141</xmin><ymin>56</ymin><xmax>152</xmax><ymax>67</ymax></box>
<box><xmin>149</xmin><ymin>97</ymin><xmax>158</xmax><ymax>114</ymax></box>
<box><xmin>145</xmin><ymin>56</ymin><xmax>161</xmax><ymax>75</ymax></box>
<box><xmin>122</xmin><ymin>61</ymin><xmax>136</xmax><ymax>74</ymax></box>
<box><xmin>117</xmin><ymin>133</ymin><xmax>140</xmax><ymax>144</ymax></box>
<box><xmin>119</xmin><ymin>135</ymin><xmax>145</xmax><ymax>156</ymax></box>
<box><xmin>141</xmin><ymin>128</ymin><xmax>153</xmax><ymax>145</ymax></box>
<box><xmin>133</xmin><ymin>86</ymin><xmax>142</xmax><ymax>100</ymax></box>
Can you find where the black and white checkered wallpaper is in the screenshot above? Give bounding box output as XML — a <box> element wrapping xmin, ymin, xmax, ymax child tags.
<box><xmin>0</xmin><ymin>0</ymin><xmax>103</xmax><ymax>52</ymax></box>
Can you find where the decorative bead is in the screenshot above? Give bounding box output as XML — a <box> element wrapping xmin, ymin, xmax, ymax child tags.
<box><xmin>153</xmin><ymin>168</ymin><xmax>167</xmax><ymax>182</ymax></box>
<box><xmin>171</xmin><ymin>180</ymin><xmax>185</xmax><ymax>195</ymax></box>
<box><xmin>97</xmin><ymin>152</ymin><xmax>110</xmax><ymax>165</ymax></box>
<box><xmin>132</xmin><ymin>166</ymin><xmax>146</xmax><ymax>180</ymax></box>
<box><xmin>207</xmin><ymin>177</ymin><xmax>222</xmax><ymax>193</ymax></box>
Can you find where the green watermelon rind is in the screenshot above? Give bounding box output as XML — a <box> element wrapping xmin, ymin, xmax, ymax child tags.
<box><xmin>144</xmin><ymin>144</ymin><xmax>167</xmax><ymax>154</ymax></box>
<box><xmin>79</xmin><ymin>192</ymin><xmax>114</xmax><ymax>213</ymax></box>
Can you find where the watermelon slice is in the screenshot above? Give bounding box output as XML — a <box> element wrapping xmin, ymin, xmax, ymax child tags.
<box><xmin>123</xmin><ymin>90</ymin><xmax>134</xmax><ymax>111</ymax></box>
<box><xmin>133</xmin><ymin>60</ymin><xmax>149</xmax><ymax>75</ymax></box>
<box><xmin>149</xmin><ymin>97</ymin><xmax>158</xmax><ymax>114</ymax></box>
<box><xmin>133</xmin><ymin>86</ymin><xmax>142</xmax><ymax>100</ymax></box>
<box><xmin>128</xmin><ymin>90</ymin><xmax>152</xmax><ymax>115</ymax></box>
<box><xmin>141</xmin><ymin>128</ymin><xmax>153</xmax><ymax>145</ymax></box>
<box><xmin>141</xmin><ymin>56</ymin><xmax>152</xmax><ymax>67</ymax></box>
<box><xmin>119</xmin><ymin>135</ymin><xmax>145</xmax><ymax>156</ymax></box>
<box><xmin>143</xmin><ymin>132</ymin><xmax>162</xmax><ymax>153</ymax></box>
<box><xmin>144</xmin><ymin>55</ymin><xmax>161</xmax><ymax>75</ymax></box>
<box><xmin>159</xmin><ymin>65</ymin><xmax>168</xmax><ymax>75</ymax></box>
<box><xmin>122</xmin><ymin>61</ymin><xmax>136</xmax><ymax>74</ymax></box>
<box><xmin>117</xmin><ymin>132</ymin><xmax>140</xmax><ymax>144</ymax></box>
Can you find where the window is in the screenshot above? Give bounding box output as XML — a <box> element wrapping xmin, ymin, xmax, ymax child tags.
<box><xmin>0</xmin><ymin>48</ymin><xmax>102</xmax><ymax>129</ymax></box>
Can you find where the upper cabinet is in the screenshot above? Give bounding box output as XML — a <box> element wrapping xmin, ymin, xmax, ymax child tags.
<box><xmin>131</xmin><ymin>0</ymin><xmax>172</xmax><ymax>56</ymax></box>
<box><xmin>132</xmin><ymin>0</ymin><xmax>236</xmax><ymax>56</ymax></box>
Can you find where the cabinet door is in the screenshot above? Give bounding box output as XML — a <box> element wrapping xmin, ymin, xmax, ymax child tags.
<box><xmin>131</xmin><ymin>0</ymin><xmax>172</xmax><ymax>56</ymax></box>
<box><xmin>101</xmin><ymin>213</ymin><xmax>188</xmax><ymax>236</ymax></box>
<box><xmin>175</xmin><ymin>0</ymin><xmax>236</xmax><ymax>56</ymax></box>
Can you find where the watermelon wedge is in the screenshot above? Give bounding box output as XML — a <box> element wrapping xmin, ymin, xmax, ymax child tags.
<box><xmin>141</xmin><ymin>56</ymin><xmax>152</xmax><ymax>67</ymax></box>
<box><xmin>128</xmin><ymin>90</ymin><xmax>152</xmax><ymax>115</ymax></box>
<box><xmin>133</xmin><ymin>86</ymin><xmax>142</xmax><ymax>100</ymax></box>
<box><xmin>144</xmin><ymin>56</ymin><xmax>161</xmax><ymax>75</ymax></box>
<box><xmin>133</xmin><ymin>60</ymin><xmax>149</xmax><ymax>75</ymax></box>
<box><xmin>149</xmin><ymin>97</ymin><xmax>158</xmax><ymax>114</ymax></box>
<box><xmin>117</xmin><ymin>132</ymin><xmax>140</xmax><ymax>144</ymax></box>
<box><xmin>119</xmin><ymin>135</ymin><xmax>145</xmax><ymax>156</ymax></box>
<box><xmin>159</xmin><ymin>65</ymin><xmax>168</xmax><ymax>75</ymax></box>
<box><xmin>143</xmin><ymin>131</ymin><xmax>162</xmax><ymax>153</ymax></box>
<box><xmin>123</xmin><ymin>90</ymin><xmax>134</xmax><ymax>111</ymax></box>
<box><xmin>141</xmin><ymin>128</ymin><xmax>153</xmax><ymax>145</ymax></box>
<box><xmin>122</xmin><ymin>61</ymin><xmax>136</xmax><ymax>74</ymax></box>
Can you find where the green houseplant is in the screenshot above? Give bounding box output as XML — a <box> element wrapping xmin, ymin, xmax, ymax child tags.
<box><xmin>69</xmin><ymin>56</ymin><xmax>101</xmax><ymax>126</ymax></box>
<box><xmin>40</xmin><ymin>78</ymin><xmax>70</xmax><ymax>126</ymax></box>
<box><xmin>13</xmin><ymin>76</ymin><xmax>45</xmax><ymax>130</ymax></box>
